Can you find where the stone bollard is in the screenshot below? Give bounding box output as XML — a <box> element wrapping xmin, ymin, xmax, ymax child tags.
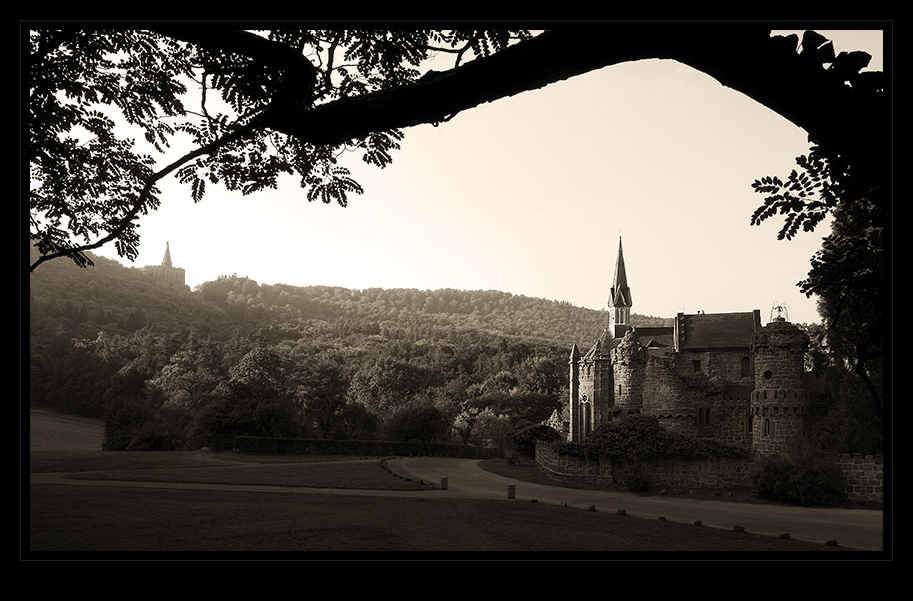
<box><xmin>441</xmin><ymin>477</ymin><xmax>448</xmax><ymax>490</ymax></box>
<box><xmin>507</xmin><ymin>484</ymin><xmax>516</xmax><ymax>499</ymax></box>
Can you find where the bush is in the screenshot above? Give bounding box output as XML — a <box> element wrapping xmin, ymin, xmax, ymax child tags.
<box><xmin>750</xmin><ymin>446</ymin><xmax>847</xmax><ymax>507</ymax></box>
<box><xmin>616</xmin><ymin>461</ymin><xmax>652</xmax><ymax>492</ymax></box>
<box><xmin>511</xmin><ymin>424</ymin><xmax>562</xmax><ymax>458</ymax></box>
<box><xmin>384</xmin><ymin>401</ymin><xmax>449</xmax><ymax>443</ymax></box>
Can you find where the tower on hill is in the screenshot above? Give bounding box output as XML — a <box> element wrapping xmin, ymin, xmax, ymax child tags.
<box><xmin>141</xmin><ymin>241</ymin><xmax>188</xmax><ymax>290</ymax></box>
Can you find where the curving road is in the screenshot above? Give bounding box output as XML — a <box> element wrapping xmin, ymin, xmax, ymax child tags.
<box><xmin>387</xmin><ymin>457</ymin><xmax>885</xmax><ymax>552</ymax></box>
<box><xmin>28</xmin><ymin>409</ymin><xmax>884</xmax><ymax>552</ymax></box>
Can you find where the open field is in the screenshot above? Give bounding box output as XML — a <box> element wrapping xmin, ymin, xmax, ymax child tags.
<box><xmin>25</xmin><ymin>410</ymin><xmax>869</xmax><ymax>556</ymax></box>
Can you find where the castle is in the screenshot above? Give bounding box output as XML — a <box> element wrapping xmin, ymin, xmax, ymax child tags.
<box><xmin>140</xmin><ymin>242</ymin><xmax>188</xmax><ymax>291</ymax></box>
<box><xmin>560</xmin><ymin>237</ymin><xmax>810</xmax><ymax>456</ymax></box>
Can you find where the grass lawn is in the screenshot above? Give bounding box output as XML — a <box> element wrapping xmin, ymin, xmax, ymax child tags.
<box><xmin>24</xmin><ymin>411</ymin><xmax>868</xmax><ymax>556</ymax></box>
<box><xmin>26</xmin><ymin>450</ymin><xmax>855</xmax><ymax>556</ymax></box>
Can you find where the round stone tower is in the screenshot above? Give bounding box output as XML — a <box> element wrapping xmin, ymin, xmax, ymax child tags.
<box><xmin>612</xmin><ymin>329</ymin><xmax>646</xmax><ymax>414</ymax></box>
<box><xmin>750</xmin><ymin>316</ymin><xmax>809</xmax><ymax>456</ymax></box>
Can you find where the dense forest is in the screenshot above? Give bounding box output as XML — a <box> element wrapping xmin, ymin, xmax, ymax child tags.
<box><xmin>28</xmin><ymin>245</ymin><xmax>880</xmax><ymax>455</ymax></box>
<box><xmin>27</xmin><ymin>245</ymin><xmax>671</xmax><ymax>451</ymax></box>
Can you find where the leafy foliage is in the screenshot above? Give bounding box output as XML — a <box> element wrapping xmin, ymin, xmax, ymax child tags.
<box><xmin>749</xmin><ymin>147</ymin><xmax>842</xmax><ymax>240</ymax></box>
<box><xmin>552</xmin><ymin>415</ymin><xmax>750</xmax><ymax>463</ymax></box>
<box><xmin>510</xmin><ymin>423</ymin><xmax>563</xmax><ymax>458</ymax></box>
<box><xmin>750</xmin><ymin>444</ymin><xmax>848</xmax><ymax>507</ymax></box>
<box><xmin>28</xmin><ymin>29</ymin><xmax>533</xmax><ymax>271</ymax></box>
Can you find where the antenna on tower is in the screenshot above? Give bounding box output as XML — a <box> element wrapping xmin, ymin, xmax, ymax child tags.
<box><xmin>770</xmin><ymin>301</ymin><xmax>788</xmax><ymax>323</ymax></box>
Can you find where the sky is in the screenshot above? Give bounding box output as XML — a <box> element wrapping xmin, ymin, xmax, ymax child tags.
<box><xmin>90</xmin><ymin>28</ymin><xmax>885</xmax><ymax>326</ymax></box>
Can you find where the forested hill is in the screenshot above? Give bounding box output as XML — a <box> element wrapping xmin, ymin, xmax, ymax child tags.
<box><xmin>28</xmin><ymin>246</ymin><xmax>671</xmax><ymax>431</ymax></box>
<box><xmin>28</xmin><ymin>246</ymin><xmax>672</xmax><ymax>346</ymax></box>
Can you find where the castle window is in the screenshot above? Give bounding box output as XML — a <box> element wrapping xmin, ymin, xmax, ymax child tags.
<box><xmin>763</xmin><ymin>418</ymin><xmax>772</xmax><ymax>437</ymax></box>
<box><xmin>763</xmin><ymin>370</ymin><xmax>773</xmax><ymax>380</ymax></box>
<box><xmin>692</xmin><ymin>360</ymin><xmax>701</xmax><ymax>373</ymax></box>
<box><xmin>741</xmin><ymin>357</ymin><xmax>751</xmax><ymax>378</ymax></box>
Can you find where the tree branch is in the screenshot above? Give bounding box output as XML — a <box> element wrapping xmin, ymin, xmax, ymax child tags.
<box><xmin>257</xmin><ymin>27</ymin><xmax>883</xmax><ymax>171</ymax></box>
<box><xmin>29</xmin><ymin>123</ymin><xmax>258</xmax><ymax>273</ymax></box>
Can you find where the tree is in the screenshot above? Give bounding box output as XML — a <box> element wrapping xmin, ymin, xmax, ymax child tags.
<box><xmin>29</xmin><ymin>26</ymin><xmax>886</xmax><ymax>273</ymax></box>
<box><xmin>346</xmin><ymin>355</ymin><xmax>431</xmax><ymax>418</ymax></box>
<box><xmin>295</xmin><ymin>352</ymin><xmax>351</xmax><ymax>438</ymax></box>
<box><xmin>191</xmin><ymin>345</ymin><xmax>302</xmax><ymax>448</ymax></box>
<box><xmin>749</xmin><ymin>31</ymin><xmax>887</xmax><ymax>419</ymax></box>
<box><xmin>150</xmin><ymin>335</ymin><xmax>227</xmax><ymax>410</ymax></box>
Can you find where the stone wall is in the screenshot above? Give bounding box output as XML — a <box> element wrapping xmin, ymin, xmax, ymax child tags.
<box><xmin>834</xmin><ymin>453</ymin><xmax>884</xmax><ymax>502</ymax></box>
<box><xmin>645</xmin><ymin>456</ymin><xmax>754</xmax><ymax>489</ymax></box>
<box><xmin>536</xmin><ymin>442</ymin><xmax>884</xmax><ymax>502</ymax></box>
<box><xmin>535</xmin><ymin>443</ymin><xmax>613</xmax><ymax>484</ymax></box>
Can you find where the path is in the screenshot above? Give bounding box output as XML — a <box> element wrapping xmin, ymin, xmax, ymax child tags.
<box><xmin>386</xmin><ymin>457</ymin><xmax>885</xmax><ymax>552</ymax></box>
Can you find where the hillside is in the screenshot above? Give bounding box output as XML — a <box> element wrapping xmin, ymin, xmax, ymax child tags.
<box><xmin>27</xmin><ymin>247</ymin><xmax>674</xmax><ymax>448</ymax></box>
<box><xmin>29</xmin><ymin>245</ymin><xmax>671</xmax><ymax>346</ymax></box>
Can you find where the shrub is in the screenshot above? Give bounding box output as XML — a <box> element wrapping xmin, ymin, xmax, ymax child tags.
<box><xmin>551</xmin><ymin>440</ymin><xmax>590</xmax><ymax>460</ymax></box>
<box><xmin>511</xmin><ymin>424</ymin><xmax>562</xmax><ymax>458</ymax></box>
<box><xmin>384</xmin><ymin>401</ymin><xmax>449</xmax><ymax>443</ymax></box>
<box><xmin>750</xmin><ymin>446</ymin><xmax>847</xmax><ymax>507</ymax></box>
<box><xmin>616</xmin><ymin>461</ymin><xmax>652</xmax><ymax>492</ymax></box>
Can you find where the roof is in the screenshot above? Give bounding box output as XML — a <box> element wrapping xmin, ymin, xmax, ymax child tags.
<box><xmin>676</xmin><ymin>311</ymin><xmax>760</xmax><ymax>350</ymax></box>
<box><xmin>609</xmin><ymin>237</ymin><xmax>632</xmax><ymax>308</ymax></box>
<box><xmin>629</xmin><ymin>326</ymin><xmax>674</xmax><ymax>348</ymax></box>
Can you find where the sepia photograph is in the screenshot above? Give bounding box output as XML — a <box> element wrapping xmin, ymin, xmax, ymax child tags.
<box><xmin>26</xmin><ymin>23</ymin><xmax>888</xmax><ymax>560</ymax></box>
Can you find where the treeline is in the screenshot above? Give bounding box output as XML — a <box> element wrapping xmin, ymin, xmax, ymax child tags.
<box><xmin>28</xmin><ymin>247</ymin><xmax>881</xmax><ymax>455</ymax></box>
<box><xmin>28</xmin><ymin>248</ymin><xmax>668</xmax><ymax>452</ymax></box>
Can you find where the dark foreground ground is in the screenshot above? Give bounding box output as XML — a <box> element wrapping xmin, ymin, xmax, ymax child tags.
<box><xmin>25</xmin><ymin>410</ymin><xmax>883</xmax><ymax>557</ymax></box>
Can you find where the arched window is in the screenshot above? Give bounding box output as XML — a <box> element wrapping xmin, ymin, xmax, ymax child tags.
<box><xmin>763</xmin><ymin>418</ymin><xmax>772</xmax><ymax>437</ymax></box>
<box><xmin>740</xmin><ymin>356</ymin><xmax>751</xmax><ymax>378</ymax></box>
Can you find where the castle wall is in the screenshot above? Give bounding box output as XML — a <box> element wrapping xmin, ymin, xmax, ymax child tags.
<box><xmin>142</xmin><ymin>264</ymin><xmax>187</xmax><ymax>288</ymax></box>
<box><xmin>536</xmin><ymin>442</ymin><xmax>884</xmax><ymax>502</ymax></box>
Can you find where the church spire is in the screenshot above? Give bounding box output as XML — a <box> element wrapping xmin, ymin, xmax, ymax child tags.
<box><xmin>608</xmin><ymin>237</ymin><xmax>632</xmax><ymax>337</ymax></box>
<box><xmin>162</xmin><ymin>241</ymin><xmax>173</xmax><ymax>267</ymax></box>
<box><xmin>610</xmin><ymin>237</ymin><xmax>631</xmax><ymax>308</ymax></box>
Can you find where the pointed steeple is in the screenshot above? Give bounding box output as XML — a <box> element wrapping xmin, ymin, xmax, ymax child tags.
<box><xmin>607</xmin><ymin>237</ymin><xmax>632</xmax><ymax>338</ymax></box>
<box><xmin>161</xmin><ymin>241</ymin><xmax>173</xmax><ymax>267</ymax></box>
<box><xmin>609</xmin><ymin>237</ymin><xmax>631</xmax><ymax>309</ymax></box>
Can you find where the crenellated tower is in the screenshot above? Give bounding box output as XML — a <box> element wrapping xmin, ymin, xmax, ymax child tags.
<box><xmin>750</xmin><ymin>309</ymin><xmax>810</xmax><ymax>456</ymax></box>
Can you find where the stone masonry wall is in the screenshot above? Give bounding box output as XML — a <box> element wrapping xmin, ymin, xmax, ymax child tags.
<box><xmin>535</xmin><ymin>443</ymin><xmax>613</xmax><ymax>484</ymax></box>
<box><xmin>834</xmin><ymin>453</ymin><xmax>884</xmax><ymax>502</ymax></box>
<box><xmin>536</xmin><ymin>442</ymin><xmax>884</xmax><ymax>502</ymax></box>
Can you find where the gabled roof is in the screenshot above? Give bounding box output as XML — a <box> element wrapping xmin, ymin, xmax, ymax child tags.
<box><xmin>676</xmin><ymin>311</ymin><xmax>760</xmax><ymax>350</ymax></box>
<box><xmin>630</xmin><ymin>326</ymin><xmax>674</xmax><ymax>348</ymax></box>
<box><xmin>582</xmin><ymin>329</ymin><xmax>615</xmax><ymax>361</ymax></box>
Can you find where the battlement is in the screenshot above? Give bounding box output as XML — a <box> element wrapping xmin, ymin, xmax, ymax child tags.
<box><xmin>750</xmin><ymin>388</ymin><xmax>809</xmax><ymax>407</ymax></box>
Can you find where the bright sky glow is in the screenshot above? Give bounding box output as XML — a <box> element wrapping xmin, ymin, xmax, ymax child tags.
<box><xmin>91</xmin><ymin>28</ymin><xmax>885</xmax><ymax>326</ymax></box>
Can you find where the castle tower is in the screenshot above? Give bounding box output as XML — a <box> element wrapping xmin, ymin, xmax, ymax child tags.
<box><xmin>569</xmin><ymin>332</ymin><xmax>615</xmax><ymax>441</ymax></box>
<box><xmin>612</xmin><ymin>329</ymin><xmax>646</xmax><ymax>413</ymax></box>
<box><xmin>162</xmin><ymin>241</ymin><xmax>173</xmax><ymax>267</ymax></box>
<box><xmin>141</xmin><ymin>241</ymin><xmax>187</xmax><ymax>290</ymax></box>
<box><xmin>750</xmin><ymin>312</ymin><xmax>809</xmax><ymax>456</ymax></box>
<box><xmin>568</xmin><ymin>344</ymin><xmax>582</xmax><ymax>441</ymax></box>
<box><xmin>608</xmin><ymin>237</ymin><xmax>632</xmax><ymax>339</ymax></box>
